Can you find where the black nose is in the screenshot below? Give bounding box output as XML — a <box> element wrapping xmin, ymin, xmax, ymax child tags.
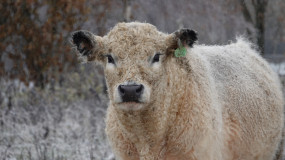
<box><xmin>118</xmin><ymin>84</ymin><xmax>144</xmax><ymax>102</ymax></box>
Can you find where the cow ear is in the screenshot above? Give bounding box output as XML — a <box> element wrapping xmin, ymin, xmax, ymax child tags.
<box><xmin>174</xmin><ymin>28</ymin><xmax>197</xmax><ymax>48</ymax></box>
<box><xmin>166</xmin><ymin>28</ymin><xmax>198</xmax><ymax>56</ymax></box>
<box><xmin>71</xmin><ymin>30</ymin><xmax>105</xmax><ymax>63</ymax></box>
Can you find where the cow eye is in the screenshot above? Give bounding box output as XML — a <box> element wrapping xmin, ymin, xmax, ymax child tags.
<box><xmin>106</xmin><ymin>55</ymin><xmax>115</xmax><ymax>64</ymax></box>
<box><xmin>152</xmin><ymin>53</ymin><xmax>162</xmax><ymax>63</ymax></box>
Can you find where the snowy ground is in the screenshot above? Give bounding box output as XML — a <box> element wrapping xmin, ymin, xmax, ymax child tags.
<box><xmin>0</xmin><ymin>64</ymin><xmax>114</xmax><ymax>160</ymax></box>
<box><xmin>270</xmin><ymin>63</ymin><xmax>285</xmax><ymax>76</ymax></box>
<box><xmin>0</xmin><ymin>62</ymin><xmax>285</xmax><ymax>160</ymax></box>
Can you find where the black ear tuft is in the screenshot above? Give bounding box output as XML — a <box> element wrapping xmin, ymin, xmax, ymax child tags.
<box><xmin>71</xmin><ymin>30</ymin><xmax>95</xmax><ymax>56</ymax></box>
<box><xmin>175</xmin><ymin>29</ymin><xmax>198</xmax><ymax>47</ymax></box>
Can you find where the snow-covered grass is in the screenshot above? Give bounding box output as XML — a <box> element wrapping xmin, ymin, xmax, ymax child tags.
<box><xmin>1</xmin><ymin>62</ymin><xmax>285</xmax><ymax>160</ymax></box>
<box><xmin>0</xmin><ymin>64</ymin><xmax>114</xmax><ymax>160</ymax></box>
<box><xmin>270</xmin><ymin>62</ymin><xmax>285</xmax><ymax>76</ymax></box>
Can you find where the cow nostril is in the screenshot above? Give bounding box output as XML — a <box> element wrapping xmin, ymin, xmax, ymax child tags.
<box><xmin>118</xmin><ymin>85</ymin><xmax>125</xmax><ymax>95</ymax></box>
<box><xmin>136</xmin><ymin>85</ymin><xmax>143</xmax><ymax>94</ymax></box>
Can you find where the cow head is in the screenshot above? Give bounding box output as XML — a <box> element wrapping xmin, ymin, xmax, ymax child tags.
<box><xmin>71</xmin><ymin>22</ymin><xmax>197</xmax><ymax>111</ymax></box>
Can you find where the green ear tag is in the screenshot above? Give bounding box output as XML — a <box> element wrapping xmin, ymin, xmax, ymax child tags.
<box><xmin>174</xmin><ymin>39</ymin><xmax>187</xmax><ymax>57</ymax></box>
<box><xmin>174</xmin><ymin>46</ymin><xmax>187</xmax><ymax>57</ymax></box>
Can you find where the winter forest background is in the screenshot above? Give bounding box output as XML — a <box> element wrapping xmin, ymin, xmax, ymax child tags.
<box><xmin>1</xmin><ymin>0</ymin><xmax>285</xmax><ymax>159</ymax></box>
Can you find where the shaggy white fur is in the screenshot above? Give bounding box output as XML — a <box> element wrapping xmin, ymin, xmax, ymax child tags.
<box><xmin>72</xmin><ymin>22</ymin><xmax>284</xmax><ymax>160</ymax></box>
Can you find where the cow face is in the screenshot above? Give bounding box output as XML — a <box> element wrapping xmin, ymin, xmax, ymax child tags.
<box><xmin>71</xmin><ymin>22</ymin><xmax>197</xmax><ymax>111</ymax></box>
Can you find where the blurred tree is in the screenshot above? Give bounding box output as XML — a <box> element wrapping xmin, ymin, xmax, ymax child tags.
<box><xmin>122</xmin><ymin>0</ymin><xmax>132</xmax><ymax>22</ymax></box>
<box><xmin>0</xmin><ymin>0</ymin><xmax>92</xmax><ymax>88</ymax></box>
<box><xmin>265</xmin><ymin>0</ymin><xmax>285</xmax><ymax>55</ymax></box>
<box><xmin>1</xmin><ymin>0</ymin><xmax>284</xmax><ymax>88</ymax></box>
<box><xmin>240</xmin><ymin>0</ymin><xmax>268</xmax><ymax>55</ymax></box>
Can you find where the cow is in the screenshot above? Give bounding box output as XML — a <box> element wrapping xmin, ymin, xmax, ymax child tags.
<box><xmin>71</xmin><ymin>22</ymin><xmax>284</xmax><ymax>160</ymax></box>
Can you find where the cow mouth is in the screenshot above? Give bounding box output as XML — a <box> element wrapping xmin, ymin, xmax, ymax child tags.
<box><xmin>116</xmin><ymin>101</ymin><xmax>144</xmax><ymax>110</ymax></box>
<box><xmin>119</xmin><ymin>100</ymin><xmax>142</xmax><ymax>104</ymax></box>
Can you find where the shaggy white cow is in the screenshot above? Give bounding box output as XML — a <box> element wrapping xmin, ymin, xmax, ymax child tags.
<box><xmin>71</xmin><ymin>22</ymin><xmax>284</xmax><ymax>160</ymax></box>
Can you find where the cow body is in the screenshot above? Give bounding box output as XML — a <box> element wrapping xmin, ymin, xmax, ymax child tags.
<box><xmin>71</xmin><ymin>22</ymin><xmax>284</xmax><ymax>160</ymax></box>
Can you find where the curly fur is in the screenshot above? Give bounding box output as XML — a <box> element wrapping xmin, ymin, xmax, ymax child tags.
<box><xmin>71</xmin><ymin>22</ymin><xmax>284</xmax><ymax>160</ymax></box>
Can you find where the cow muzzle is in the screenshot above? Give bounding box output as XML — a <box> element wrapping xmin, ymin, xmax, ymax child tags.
<box><xmin>118</xmin><ymin>84</ymin><xmax>144</xmax><ymax>103</ymax></box>
<box><xmin>113</xmin><ymin>81</ymin><xmax>151</xmax><ymax>110</ymax></box>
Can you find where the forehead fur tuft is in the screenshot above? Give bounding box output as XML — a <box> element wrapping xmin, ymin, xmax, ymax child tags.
<box><xmin>105</xmin><ymin>22</ymin><xmax>168</xmax><ymax>58</ymax></box>
<box><xmin>108</xmin><ymin>22</ymin><xmax>159</xmax><ymax>37</ymax></box>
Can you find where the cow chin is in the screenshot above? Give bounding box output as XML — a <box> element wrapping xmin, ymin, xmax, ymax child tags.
<box><xmin>116</xmin><ymin>102</ymin><xmax>145</xmax><ymax>111</ymax></box>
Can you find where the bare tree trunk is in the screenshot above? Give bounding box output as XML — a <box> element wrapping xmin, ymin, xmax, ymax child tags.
<box><xmin>240</xmin><ymin>0</ymin><xmax>253</xmax><ymax>36</ymax></box>
<box><xmin>240</xmin><ymin>0</ymin><xmax>268</xmax><ymax>55</ymax></box>
<box><xmin>254</xmin><ymin>0</ymin><xmax>268</xmax><ymax>55</ymax></box>
<box><xmin>122</xmin><ymin>0</ymin><xmax>132</xmax><ymax>22</ymax></box>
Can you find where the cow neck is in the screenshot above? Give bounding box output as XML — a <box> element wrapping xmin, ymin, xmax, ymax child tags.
<box><xmin>114</xmin><ymin>90</ymin><xmax>169</xmax><ymax>143</ymax></box>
